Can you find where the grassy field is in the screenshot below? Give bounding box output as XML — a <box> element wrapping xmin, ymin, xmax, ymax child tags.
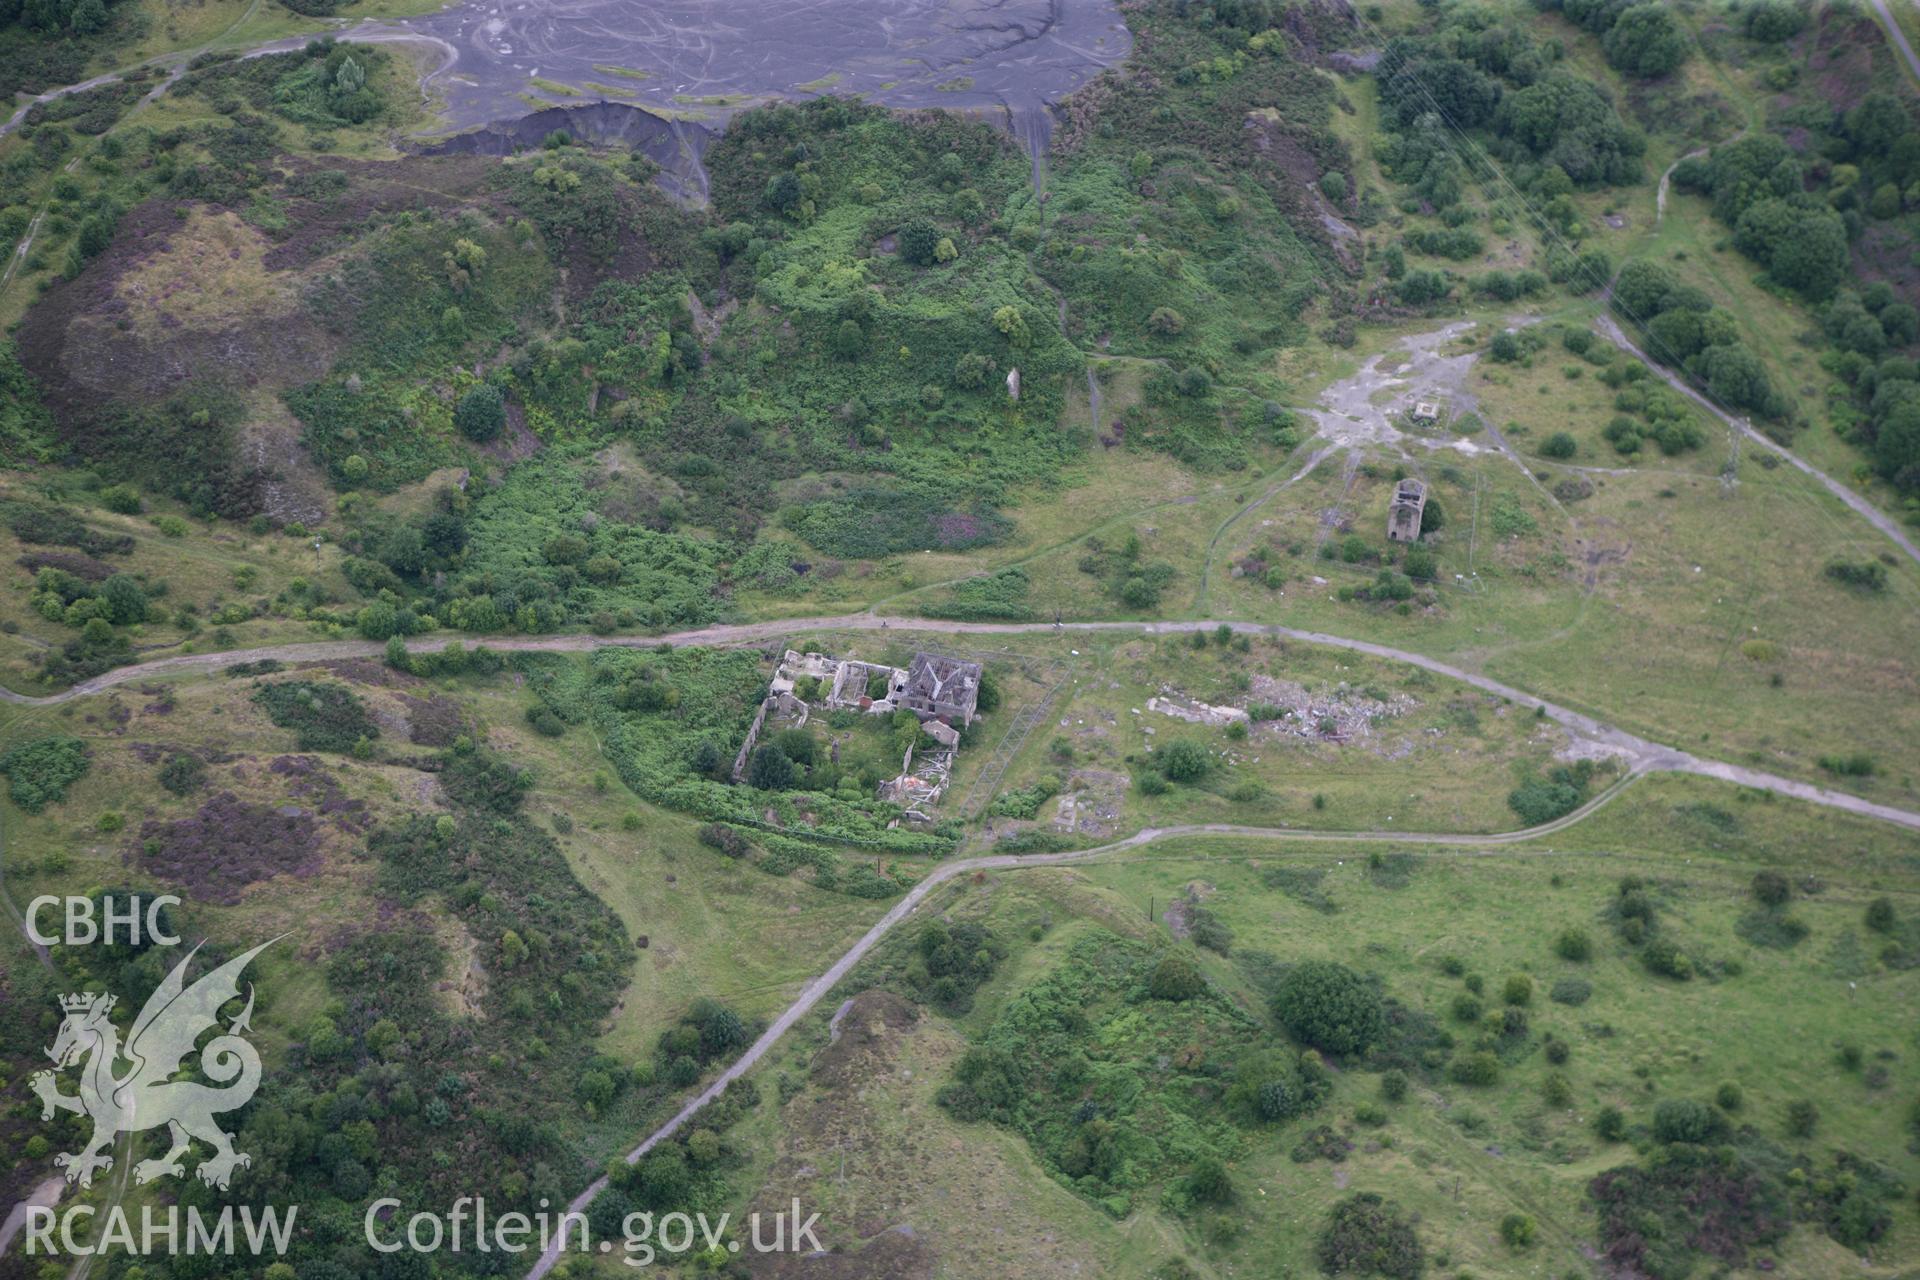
<box><xmin>708</xmin><ymin>769</ymin><xmax>1920</xmax><ymax>1279</ymax></box>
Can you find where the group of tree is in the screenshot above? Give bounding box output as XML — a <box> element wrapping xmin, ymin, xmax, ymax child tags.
<box><xmin>1531</xmin><ymin>0</ymin><xmax>1691</xmax><ymax>78</ymax></box>
<box><xmin>1823</xmin><ymin>285</ymin><xmax>1920</xmax><ymax>488</ymax></box>
<box><xmin>1611</xmin><ymin>259</ymin><xmax>1785</xmax><ymax>417</ymax></box>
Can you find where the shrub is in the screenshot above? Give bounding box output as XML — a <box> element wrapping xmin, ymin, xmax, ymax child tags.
<box><xmin>1183</xmin><ymin>1157</ymin><xmax>1232</xmax><ymax>1206</ymax></box>
<box><xmin>1449</xmin><ymin>1051</ymin><xmax>1501</xmax><ymax>1086</ymax></box>
<box><xmin>0</xmin><ymin>737</ymin><xmax>89</xmax><ymax>812</ymax></box>
<box><xmin>1865</xmin><ymin>897</ymin><xmax>1896</xmax><ymax>933</ymax></box>
<box><xmin>696</xmin><ymin>823</ymin><xmax>749</xmax><ymax>858</ymax></box>
<box><xmin>1786</xmin><ymin>1099</ymin><xmax>1818</xmax><ymax>1139</ymax></box>
<box><xmin>1750</xmin><ymin>870</ymin><xmax>1790</xmax><ymax>906</ymax></box>
<box><xmin>1641</xmin><ymin>937</ymin><xmax>1693</xmax><ymax>980</ymax></box>
<box><xmin>1502</xmin><ymin>974</ymin><xmax>1533</xmax><ymax>1006</ymax></box>
<box><xmin>1508</xmin><ymin>761</ymin><xmax>1594</xmax><ymax>825</ymax></box>
<box><xmin>252</xmin><ymin>680</ymin><xmax>380</xmax><ymax>753</ymax></box>
<box><xmin>1157</xmin><ymin>738</ymin><xmax>1211</xmax><ymax>783</ymax></box>
<box><xmin>1551</xmin><ymin>974</ymin><xmax>1597</xmax><ymax>1005</ymax></box>
<box><xmin>157</xmin><ymin>754</ymin><xmax>207</xmax><ymax>796</ymax></box>
<box><xmin>1274</xmin><ymin>961</ymin><xmax>1386</xmax><ymax>1057</ymax></box>
<box><xmin>1653</xmin><ymin>1098</ymin><xmax>1725</xmax><ymax>1145</ymax></box>
<box><xmin>99</xmin><ymin>484</ymin><xmax>142</xmax><ymax>514</ymax></box>
<box><xmin>454</xmin><ymin>384</ymin><xmax>506</xmax><ymax>442</ymax></box>
<box><xmin>1451</xmin><ymin>993</ymin><xmax>1483</xmax><ymax>1023</ymax></box>
<box><xmin>1715</xmin><ymin>1082</ymin><xmax>1743</xmax><ymax>1112</ymax></box>
<box><xmin>1316</xmin><ymin>1193</ymin><xmax>1424</xmax><ymax>1280</ymax></box>
<box><xmin>1148</xmin><ymin>953</ymin><xmax>1206</xmax><ymax>1002</ymax></box>
<box><xmin>1594</xmin><ymin>1105</ymin><xmax>1627</xmax><ymax>1141</ymax></box>
<box><xmin>1824</xmin><ymin>559</ymin><xmax>1887</xmax><ymax>592</ymax></box>
<box><xmin>1379</xmin><ymin>1069</ymin><xmax>1408</xmax><ymax>1102</ymax></box>
<box><xmin>1555</xmin><ymin>927</ymin><xmax>1593</xmax><ymax>961</ymax></box>
<box><xmin>1499</xmin><ymin>1212</ymin><xmax>1537</xmax><ymax>1248</ymax></box>
<box><xmin>1540</xmin><ymin>431</ymin><xmax>1577</xmax><ymax>459</ymax></box>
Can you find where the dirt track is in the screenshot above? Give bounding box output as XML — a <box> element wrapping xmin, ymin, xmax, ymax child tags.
<box><xmin>6</xmin><ymin>614</ymin><xmax>1916</xmax><ymax>832</ymax></box>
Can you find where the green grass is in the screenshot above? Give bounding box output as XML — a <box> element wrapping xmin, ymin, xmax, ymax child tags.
<box><xmin>716</xmin><ymin>775</ymin><xmax>1920</xmax><ymax>1278</ymax></box>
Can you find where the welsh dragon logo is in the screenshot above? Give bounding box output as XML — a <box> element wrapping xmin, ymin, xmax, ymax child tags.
<box><xmin>30</xmin><ymin>939</ymin><xmax>279</xmax><ymax>1190</ymax></box>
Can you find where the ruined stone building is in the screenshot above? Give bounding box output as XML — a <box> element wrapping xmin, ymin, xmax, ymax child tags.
<box><xmin>1387</xmin><ymin>478</ymin><xmax>1427</xmax><ymax>543</ymax></box>
<box><xmin>897</xmin><ymin>652</ymin><xmax>983</xmax><ymax>726</ymax></box>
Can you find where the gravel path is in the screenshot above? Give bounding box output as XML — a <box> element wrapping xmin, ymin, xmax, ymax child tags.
<box><xmin>5</xmin><ymin>615</ymin><xmax>1914</xmax><ymax>831</ymax></box>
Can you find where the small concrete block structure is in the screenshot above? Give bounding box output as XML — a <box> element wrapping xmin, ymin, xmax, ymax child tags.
<box><xmin>1411</xmin><ymin>400</ymin><xmax>1440</xmax><ymax>423</ymax></box>
<box><xmin>1387</xmin><ymin>478</ymin><xmax>1427</xmax><ymax>543</ymax></box>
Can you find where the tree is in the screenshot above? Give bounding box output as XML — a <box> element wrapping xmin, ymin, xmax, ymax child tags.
<box><xmin>898</xmin><ymin>217</ymin><xmax>941</xmax><ymax>266</ymax></box>
<box><xmin>1735</xmin><ymin>199</ymin><xmax>1848</xmax><ymax>299</ymax></box>
<box><xmin>69</xmin><ymin>0</ymin><xmax>106</xmax><ymax>34</ymax></box>
<box><xmin>1274</xmin><ymin>960</ymin><xmax>1385</xmax><ymax>1057</ymax></box>
<box><xmin>455</xmin><ymin>384</ymin><xmax>506</xmax><ymax>442</ymax></box>
<box><xmin>1603</xmin><ymin>4</ymin><xmax>1690</xmax><ymax>78</ymax></box>
<box><xmin>98</xmin><ymin>574</ymin><xmax>147</xmax><ymax>625</ymax></box>
<box><xmin>746</xmin><ymin>744</ymin><xmax>795</xmax><ymax>790</ymax></box>
<box><xmin>1699</xmin><ymin>343</ymin><xmax>1776</xmax><ymax>413</ymax></box>
<box><xmin>764</xmin><ymin>171</ymin><xmax>803</xmax><ymax>213</ymax></box>
<box><xmin>1612</xmin><ymin>259</ymin><xmax>1680</xmax><ymax>319</ymax></box>
<box><xmin>827</xmin><ymin>318</ymin><xmax>865</xmax><ymax>359</ymax></box>
<box><xmin>991</xmin><ymin>305</ymin><xmax>1030</xmax><ymax>345</ymax></box>
<box><xmin>1846</xmin><ymin>93</ymin><xmax>1912</xmax><ymax>159</ymax></box>
<box><xmin>1744</xmin><ymin>0</ymin><xmax>1805</xmax><ymax>42</ymax></box>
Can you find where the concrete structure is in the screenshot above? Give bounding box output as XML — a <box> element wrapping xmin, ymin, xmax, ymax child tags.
<box><xmin>1387</xmin><ymin>478</ymin><xmax>1427</xmax><ymax>543</ymax></box>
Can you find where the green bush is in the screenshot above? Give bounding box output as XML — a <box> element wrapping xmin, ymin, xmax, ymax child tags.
<box><xmin>1448</xmin><ymin>1050</ymin><xmax>1500</xmax><ymax>1086</ymax></box>
<box><xmin>1148</xmin><ymin>952</ymin><xmax>1206</xmax><ymax>1002</ymax></box>
<box><xmin>157</xmin><ymin>753</ymin><xmax>207</xmax><ymax>796</ymax></box>
<box><xmin>1274</xmin><ymin>960</ymin><xmax>1385</xmax><ymax>1057</ymax></box>
<box><xmin>1653</xmin><ymin>1098</ymin><xmax>1725</xmax><ymax>1145</ymax></box>
<box><xmin>252</xmin><ymin>680</ymin><xmax>381</xmax><ymax>753</ymax></box>
<box><xmin>1555</xmin><ymin>927</ymin><xmax>1593</xmax><ymax>961</ymax></box>
<box><xmin>454</xmin><ymin>384</ymin><xmax>506</xmax><ymax>442</ymax></box>
<box><xmin>1499</xmin><ymin>1212</ymin><xmax>1537</xmax><ymax>1248</ymax></box>
<box><xmin>0</xmin><ymin>736</ymin><xmax>89</xmax><ymax>812</ymax></box>
<box><xmin>1157</xmin><ymin>738</ymin><xmax>1212</xmax><ymax>783</ymax></box>
<box><xmin>1316</xmin><ymin>1193</ymin><xmax>1423</xmax><ymax>1280</ymax></box>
